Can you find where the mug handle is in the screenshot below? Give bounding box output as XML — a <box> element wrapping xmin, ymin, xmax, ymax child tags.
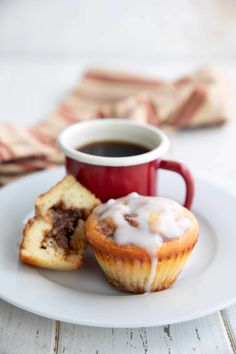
<box><xmin>158</xmin><ymin>160</ymin><xmax>194</xmax><ymax>209</ymax></box>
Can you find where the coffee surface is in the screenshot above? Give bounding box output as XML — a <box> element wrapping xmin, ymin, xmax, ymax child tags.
<box><xmin>77</xmin><ymin>141</ymin><xmax>149</xmax><ymax>157</ymax></box>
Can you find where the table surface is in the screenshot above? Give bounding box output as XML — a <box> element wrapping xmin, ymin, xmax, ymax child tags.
<box><xmin>1</xmin><ymin>1</ymin><xmax>236</xmax><ymax>353</ymax></box>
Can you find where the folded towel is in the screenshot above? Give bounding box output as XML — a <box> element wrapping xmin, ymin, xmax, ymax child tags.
<box><xmin>0</xmin><ymin>67</ymin><xmax>231</xmax><ymax>185</ymax></box>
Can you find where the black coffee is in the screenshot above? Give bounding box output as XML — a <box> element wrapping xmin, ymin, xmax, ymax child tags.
<box><xmin>77</xmin><ymin>141</ymin><xmax>150</xmax><ymax>157</ymax></box>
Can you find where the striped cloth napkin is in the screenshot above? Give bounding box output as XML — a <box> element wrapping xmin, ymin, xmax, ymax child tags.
<box><xmin>0</xmin><ymin>66</ymin><xmax>230</xmax><ymax>185</ymax></box>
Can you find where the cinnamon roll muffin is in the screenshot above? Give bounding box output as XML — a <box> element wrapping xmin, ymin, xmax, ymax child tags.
<box><xmin>86</xmin><ymin>193</ymin><xmax>199</xmax><ymax>293</ymax></box>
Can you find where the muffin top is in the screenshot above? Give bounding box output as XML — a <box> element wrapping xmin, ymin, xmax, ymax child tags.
<box><xmin>93</xmin><ymin>193</ymin><xmax>194</xmax><ymax>256</ymax></box>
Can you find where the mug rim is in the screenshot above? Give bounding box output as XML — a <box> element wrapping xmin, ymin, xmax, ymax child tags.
<box><xmin>58</xmin><ymin>119</ymin><xmax>169</xmax><ymax>167</ymax></box>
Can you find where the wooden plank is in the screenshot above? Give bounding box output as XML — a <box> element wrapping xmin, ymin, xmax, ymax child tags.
<box><xmin>58</xmin><ymin>313</ymin><xmax>232</xmax><ymax>354</ymax></box>
<box><xmin>221</xmin><ymin>305</ymin><xmax>236</xmax><ymax>353</ymax></box>
<box><xmin>0</xmin><ymin>299</ymin><xmax>56</xmax><ymax>354</ymax></box>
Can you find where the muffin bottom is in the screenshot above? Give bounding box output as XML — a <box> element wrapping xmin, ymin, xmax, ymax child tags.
<box><xmin>93</xmin><ymin>245</ymin><xmax>195</xmax><ymax>293</ymax></box>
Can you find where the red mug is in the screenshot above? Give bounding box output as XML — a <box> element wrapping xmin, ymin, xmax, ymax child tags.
<box><xmin>58</xmin><ymin>119</ymin><xmax>194</xmax><ymax>209</ymax></box>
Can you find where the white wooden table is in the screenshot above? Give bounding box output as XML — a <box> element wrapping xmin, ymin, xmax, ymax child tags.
<box><xmin>1</xmin><ymin>0</ymin><xmax>236</xmax><ymax>352</ymax></box>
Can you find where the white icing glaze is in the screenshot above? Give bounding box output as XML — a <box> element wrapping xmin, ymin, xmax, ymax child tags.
<box><xmin>144</xmin><ymin>256</ymin><xmax>158</xmax><ymax>293</ymax></box>
<box><xmin>95</xmin><ymin>193</ymin><xmax>192</xmax><ymax>292</ymax></box>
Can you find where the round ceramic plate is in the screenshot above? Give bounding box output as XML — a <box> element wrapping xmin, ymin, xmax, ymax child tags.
<box><xmin>0</xmin><ymin>167</ymin><xmax>235</xmax><ymax>328</ymax></box>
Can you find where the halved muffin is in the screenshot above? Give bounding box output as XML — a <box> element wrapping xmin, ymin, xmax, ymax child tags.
<box><xmin>20</xmin><ymin>175</ymin><xmax>100</xmax><ymax>270</ymax></box>
<box><xmin>86</xmin><ymin>193</ymin><xmax>199</xmax><ymax>293</ymax></box>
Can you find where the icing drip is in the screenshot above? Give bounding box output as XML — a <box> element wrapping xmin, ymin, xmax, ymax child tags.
<box><xmin>144</xmin><ymin>256</ymin><xmax>158</xmax><ymax>293</ymax></box>
<box><xmin>95</xmin><ymin>193</ymin><xmax>192</xmax><ymax>292</ymax></box>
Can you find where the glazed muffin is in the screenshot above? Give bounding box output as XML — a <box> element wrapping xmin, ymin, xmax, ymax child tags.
<box><xmin>86</xmin><ymin>193</ymin><xmax>199</xmax><ymax>293</ymax></box>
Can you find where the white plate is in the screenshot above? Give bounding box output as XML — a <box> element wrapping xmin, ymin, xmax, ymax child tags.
<box><xmin>0</xmin><ymin>167</ymin><xmax>235</xmax><ymax>328</ymax></box>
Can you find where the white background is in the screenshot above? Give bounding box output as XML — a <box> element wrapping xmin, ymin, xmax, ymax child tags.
<box><xmin>0</xmin><ymin>0</ymin><xmax>236</xmax><ymax>61</ymax></box>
